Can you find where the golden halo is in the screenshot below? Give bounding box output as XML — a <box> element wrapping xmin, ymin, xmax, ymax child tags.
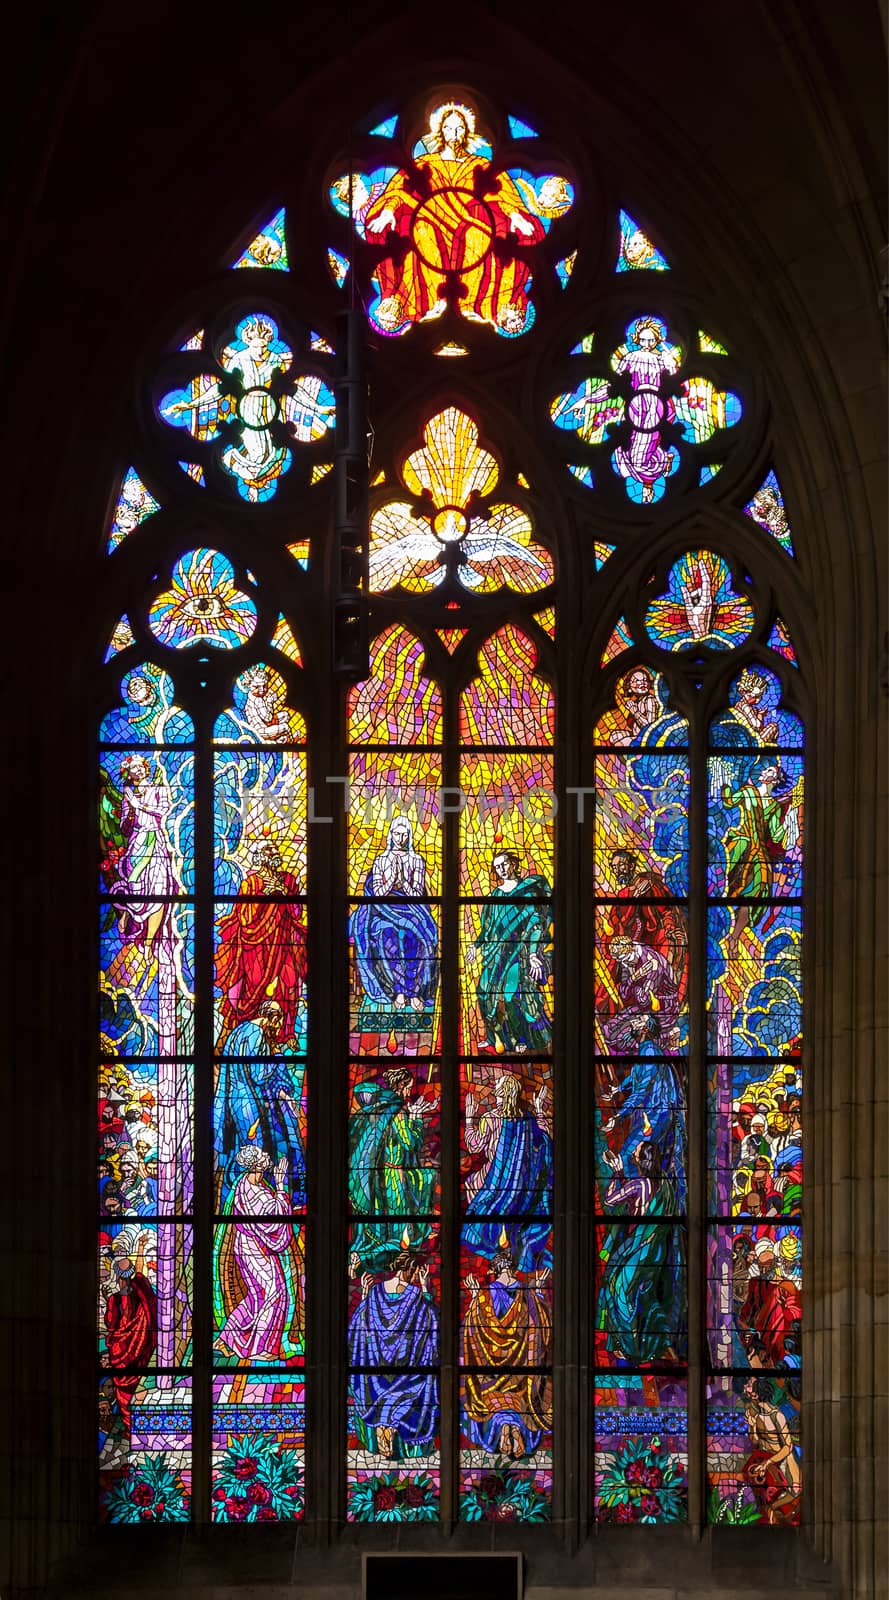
<box><xmin>633</xmin><ymin>317</ymin><xmax>663</xmax><ymax>347</ymax></box>
<box><xmin>428</xmin><ymin>100</ymin><xmax>477</xmax><ymax>140</ymax></box>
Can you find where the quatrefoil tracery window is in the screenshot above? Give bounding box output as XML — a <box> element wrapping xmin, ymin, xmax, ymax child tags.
<box><xmin>96</xmin><ymin>82</ymin><xmax>805</xmax><ymax>1533</ymax></box>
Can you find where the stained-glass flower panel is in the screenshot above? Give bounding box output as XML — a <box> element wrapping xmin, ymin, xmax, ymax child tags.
<box><xmin>99</xmin><ymin>1374</ymin><xmax>192</xmax><ymax>1524</ymax></box>
<box><xmin>594</xmin><ymin>1375</ymin><xmax>687</xmax><ymax>1524</ymax></box>
<box><xmin>347</xmin><ymin>1389</ymin><xmax>440</xmax><ymax>1523</ymax></box>
<box><xmin>211</xmin><ymin>1376</ymin><xmax>305</xmax><ymax>1521</ymax></box>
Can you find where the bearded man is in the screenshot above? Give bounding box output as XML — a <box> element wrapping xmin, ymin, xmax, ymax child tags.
<box><xmin>214</xmin><ymin>842</ymin><xmax>306</xmax><ymax>1043</ymax></box>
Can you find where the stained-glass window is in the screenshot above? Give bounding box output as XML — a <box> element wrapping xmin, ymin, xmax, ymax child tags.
<box><xmin>97</xmin><ymin>83</ymin><xmax>807</xmax><ymax>1543</ymax></box>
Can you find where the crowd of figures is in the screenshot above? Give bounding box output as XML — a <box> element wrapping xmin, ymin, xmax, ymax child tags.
<box><xmin>97</xmin><ymin>647</ymin><xmax>802</xmax><ymax>1521</ymax></box>
<box><xmin>347</xmin><ymin>1058</ymin><xmax>554</xmax><ymax>1512</ymax></box>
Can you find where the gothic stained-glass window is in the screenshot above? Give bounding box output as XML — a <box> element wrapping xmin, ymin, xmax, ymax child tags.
<box><xmin>97</xmin><ymin>79</ymin><xmax>806</xmax><ymax>1537</ymax></box>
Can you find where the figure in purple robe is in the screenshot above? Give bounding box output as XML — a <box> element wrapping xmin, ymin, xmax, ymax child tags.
<box><xmin>348</xmin><ymin>1251</ymin><xmax>439</xmax><ymax>1459</ymax></box>
<box><xmin>349</xmin><ymin>817</ymin><xmax>438</xmax><ymax>1018</ymax></box>
<box><xmin>213</xmin><ymin>1145</ymin><xmax>303</xmax><ymax>1362</ymax></box>
<box><xmin>602</xmin><ymin>936</ymin><xmax>682</xmax><ymax>1054</ymax></box>
<box><xmin>612</xmin><ymin>320</ymin><xmax>679</xmax><ymax>503</ymax></box>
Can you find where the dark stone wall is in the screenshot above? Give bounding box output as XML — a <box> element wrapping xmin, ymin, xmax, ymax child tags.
<box><xmin>1</xmin><ymin>3</ymin><xmax>885</xmax><ymax>1595</ymax></box>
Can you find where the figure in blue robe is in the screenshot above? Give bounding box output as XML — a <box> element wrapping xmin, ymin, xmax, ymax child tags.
<box><xmin>462</xmin><ymin>1072</ymin><xmax>553</xmax><ymax>1271</ymax></box>
<box><xmin>348</xmin><ymin>1252</ymin><xmax>439</xmax><ymax>1458</ymax></box>
<box><xmin>349</xmin><ymin>818</ymin><xmax>438</xmax><ymax>1021</ymax></box>
<box><xmin>599</xmin><ymin>1055</ymin><xmax>686</xmax><ymax>1209</ymax></box>
<box><xmin>215</xmin><ymin>1003</ymin><xmax>305</xmax><ymax>1207</ymax></box>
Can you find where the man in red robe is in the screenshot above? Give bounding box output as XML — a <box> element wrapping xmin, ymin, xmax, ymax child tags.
<box><xmin>214</xmin><ymin>842</ymin><xmax>307</xmax><ymax>1044</ymax></box>
<box><xmin>610</xmin><ymin>850</ymin><xmax>689</xmax><ymax>997</ymax></box>
<box><xmin>101</xmin><ymin>1235</ymin><xmax>157</xmax><ymax>1430</ymax></box>
<box><xmin>738</xmin><ymin>1236</ymin><xmax>798</xmax><ymax>1366</ymax></box>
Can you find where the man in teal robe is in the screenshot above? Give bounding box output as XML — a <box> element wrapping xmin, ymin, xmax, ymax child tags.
<box><xmin>597</xmin><ymin>1141</ymin><xmax>684</xmax><ymax>1363</ymax></box>
<box><xmin>470</xmin><ymin>851</ymin><xmax>552</xmax><ymax>1053</ymax></box>
<box><xmin>349</xmin><ymin>1068</ymin><xmax>436</xmax><ymax>1271</ymax></box>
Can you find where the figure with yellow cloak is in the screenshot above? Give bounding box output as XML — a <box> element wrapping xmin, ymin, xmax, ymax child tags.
<box><xmin>364</xmin><ymin>101</ymin><xmax>570</xmax><ymax>336</ymax></box>
<box><xmin>461</xmin><ymin>1243</ymin><xmax>553</xmax><ymax>1460</ymax></box>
